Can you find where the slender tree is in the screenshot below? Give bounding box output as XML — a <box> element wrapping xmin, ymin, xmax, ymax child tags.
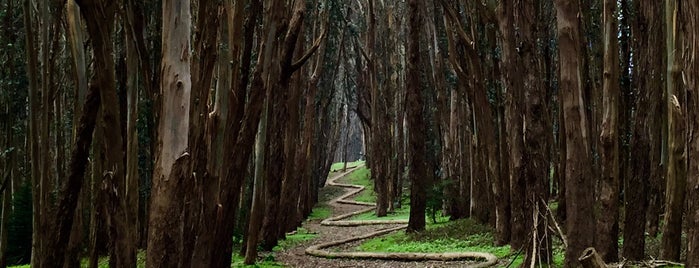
<box><xmin>597</xmin><ymin>0</ymin><xmax>620</xmax><ymax>261</ymax></box>
<box><xmin>684</xmin><ymin>1</ymin><xmax>699</xmax><ymax>266</ymax></box>
<box><xmin>554</xmin><ymin>0</ymin><xmax>596</xmax><ymax>265</ymax></box>
<box><xmin>660</xmin><ymin>0</ymin><xmax>686</xmax><ymax>261</ymax></box>
<box><xmin>406</xmin><ymin>0</ymin><xmax>429</xmax><ymax>233</ymax></box>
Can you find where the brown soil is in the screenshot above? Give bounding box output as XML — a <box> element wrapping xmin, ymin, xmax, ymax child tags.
<box><xmin>274</xmin><ymin>167</ymin><xmax>497</xmax><ymax>268</ymax></box>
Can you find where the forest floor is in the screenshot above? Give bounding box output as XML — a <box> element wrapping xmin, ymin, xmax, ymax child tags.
<box><xmin>274</xmin><ymin>165</ymin><xmax>505</xmax><ymax>268</ymax></box>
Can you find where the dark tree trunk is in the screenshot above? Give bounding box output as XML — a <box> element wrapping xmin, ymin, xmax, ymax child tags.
<box><xmin>43</xmin><ymin>88</ymin><xmax>100</xmax><ymax>267</ymax></box>
<box><xmin>406</xmin><ymin>0</ymin><xmax>429</xmax><ymax>233</ymax></box>
<box><xmin>554</xmin><ymin>0</ymin><xmax>596</xmax><ymax>266</ymax></box>
<box><xmin>596</xmin><ymin>0</ymin><xmax>621</xmax><ymax>261</ymax></box>
<box><xmin>683</xmin><ymin>1</ymin><xmax>699</xmax><ymax>266</ymax></box>
<box><xmin>623</xmin><ymin>0</ymin><xmax>664</xmax><ymax>260</ymax></box>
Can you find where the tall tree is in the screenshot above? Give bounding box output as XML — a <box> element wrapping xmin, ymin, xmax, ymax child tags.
<box><xmin>660</xmin><ymin>0</ymin><xmax>686</xmax><ymax>261</ymax></box>
<box><xmin>406</xmin><ymin>0</ymin><xmax>429</xmax><ymax>233</ymax></box>
<box><xmin>597</xmin><ymin>0</ymin><xmax>621</xmax><ymax>261</ymax></box>
<box><xmin>554</xmin><ymin>0</ymin><xmax>596</xmax><ymax>266</ymax></box>
<box><xmin>146</xmin><ymin>0</ymin><xmax>192</xmax><ymax>266</ymax></box>
<box><xmin>684</xmin><ymin>1</ymin><xmax>699</xmax><ymax>266</ymax></box>
<box><xmin>623</xmin><ymin>0</ymin><xmax>664</xmax><ymax>260</ymax></box>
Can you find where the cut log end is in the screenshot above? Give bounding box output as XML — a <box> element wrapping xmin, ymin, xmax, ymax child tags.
<box><xmin>578</xmin><ymin>247</ymin><xmax>607</xmax><ymax>268</ymax></box>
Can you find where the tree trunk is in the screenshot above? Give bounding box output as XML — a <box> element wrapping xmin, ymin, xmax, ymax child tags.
<box><xmin>22</xmin><ymin>0</ymin><xmax>42</xmax><ymax>265</ymax></box>
<box><xmin>660</xmin><ymin>1</ymin><xmax>685</xmax><ymax>260</ymax></box>
<box><xmin>43</xmin><ymin>87</ymin><xmax>101</xmax><ymax>267</ymax></box>
<box><xmin>554</xmin><ymin>0</ymin><xmax>596</xmax><ymax>266</ymax></box>
<box><xmin>244</xmin><ymin>96</ymin><xmax>269</xmax><ymax>265</ymax></box>
<box><xmin>123</xmin><ymin>3</ymin><xmax>140</xmax><ymax>265</ymax></box>
<box><xmin>623</xmin><ymin>0</ymin><xmax>664</xmax><ymax>259</ymax></box>
<box><xmin>682</xmin><ymin>1</ymin><xmax>699</xmax><ymax>266</ymax></box>
<box><xmin>496</xmin><ymin>0</ymin><xmax>526</xmax><ymax>251</ymax></box>
<box><xmin>596</xmin><ymin>0</ymin><xmax>620</xmax><ymax>261</ymax></box>
<box><xmin>406</xmin><ymin>0</ymin><xmax>429</xmax><ymax>233</ymax></box>
<box><xmin>146</xmin><ymin>0</ymin><xmax>192</xmax><ymax>266</ymax></box>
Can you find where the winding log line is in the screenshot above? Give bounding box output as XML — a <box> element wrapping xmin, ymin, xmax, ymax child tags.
<box><xmin>305</xmin><ymin>165</ymin><xmax>498</xmax><ymax>267</ymax></box>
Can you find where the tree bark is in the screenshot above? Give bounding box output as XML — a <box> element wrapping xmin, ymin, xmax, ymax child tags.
<box><xmin>22</xmin><ymin>0</ymin><xmax>42</xmax><ymax>265</ymax></box>
<box><xmin>406</xmin><ymin>0</ymin><xmax>429</xmax><ymax>233</ymax></box>
<box><xmin>597</xmin><ymin>0</ymin><xmax>620</xmax><ymax>262</ymax></box>
<box><xmin>623</xmin><ymin>0</ymin><xmax>664</xmax><ymax>259</ymax></box>
<box><xmin>554</xmin><ymin>0</ymin><xmax>596</xmax><ymax>266</ymax></box>
<box><xmin>660</xmin><ymin>1</ymin><xmax>685</xmax><ymax>260</ymax></box>
<box><xmin>682</xmin><ymin>1</ymin><xmax>699</xmax><ymax>266</ymax></box>
<box><xmin>146</xmin><ymin>0</ymin><xmax>192</xmax><ymax>266</ymax></box>
<box><xmin>244</xmin><ymin>97</ymin><xmax>269</xmax><ymax>265</ymax></box>
<box><xmin>496</xmin><ymin>0</ymin><xmax>526</xmax><ymax>251</ymax></box>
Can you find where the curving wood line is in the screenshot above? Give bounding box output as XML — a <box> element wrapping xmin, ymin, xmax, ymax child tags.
<box><xmin>305</xmin><ymin>165</ymin><xmax>498</xmax><ymax>267</ymax></box>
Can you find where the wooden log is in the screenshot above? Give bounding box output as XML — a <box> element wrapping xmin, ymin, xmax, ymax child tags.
<box><xmin>578</xmin><ymin>247</ymin><xmax>607</xmax><ymax>268</ymax></box>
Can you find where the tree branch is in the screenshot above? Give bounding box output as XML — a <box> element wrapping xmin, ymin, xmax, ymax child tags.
<box><xmin>290</xmin><ymin>27</ymin><xmax>328</xmax><ymax>74</ymax></box>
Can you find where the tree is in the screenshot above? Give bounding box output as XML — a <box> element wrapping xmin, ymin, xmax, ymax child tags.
<box><xmin>554</xmin><ymin>0</ymin><xmax>596</xmax><ymax>266</ymax></box>
<box><xmin>623</xmin><ymin>0</ymin><xmax>664</xmax><ymax>260</ymax></box>
<box><xmin>406</xmin><ymin>0</ymin><xmax>429</xmax><ymax>233</ymax></box>
<box><xmin>597</xmin><ymin>0</ymin><xmax>621</xmax><ymax>261</ymax></box>
<box><xmin>660</xmin><ymin>0</ymin><xmax>685</xmax><ymax>261</ymax></box>
<box><xmin>146</xmin><ymin>0</ymin><xmax>192</xmax><ymax>265</ymax></box>
<box><xmin>683</xmin><ymin>1</ymin><xmax>699</xmax><ymax>266</ymax></box>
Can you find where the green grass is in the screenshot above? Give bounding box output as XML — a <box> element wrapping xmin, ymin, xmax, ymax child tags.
<box><xmin>308</xmin><ymin>205</ymin><xmax>332</xmax><ymax>220</ymax></box>
<box><xmin>330</xmin><ymin>160</ymin><xmax>365</xmax><ymax>172</ymax></box>
<box><xmin>231</xmin><ymin>254</ymin><xmax>285</xmax><ymax>267</ymax></box>
<box><xmin>273</xmin><ymin>227</ymin><xmax>317</xmax><ymax>252</ymax></box>
<box><xmin>342</xmin><ymin>166</ymin><xmax>375</xmax><ymax>203</ymax></box>
<box><xmin>356</xmin><ymin>218</ymin><xmax>564</xmax><ymax>267</ymax></box>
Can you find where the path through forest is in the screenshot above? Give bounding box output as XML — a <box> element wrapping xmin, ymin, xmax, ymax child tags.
<box><xmin>275</xmin><ymin>166</ymin><xmax>498</xmax><ymax>268</ymax></box>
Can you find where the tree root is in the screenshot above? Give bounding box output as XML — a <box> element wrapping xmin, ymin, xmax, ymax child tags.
<box><xmin>306</xmin><ymin>166</ymin><xmax>498</xmax><ymax>267</ymax></box>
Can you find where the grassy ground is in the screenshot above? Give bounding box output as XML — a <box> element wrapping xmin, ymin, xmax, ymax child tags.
<box><xmin>342</xmin><ymin>166</ymin><xmax>375</xmax><ymax>203</ymax></box>
<box><xmin>356</xmin><ymin>218</ymin><xmax>564</xmax><ymax>267</ymax></box>
<box><xmin>330</xmin><ymin>160</ymin><xmax>365</xmax><ymax>172</ymax></box>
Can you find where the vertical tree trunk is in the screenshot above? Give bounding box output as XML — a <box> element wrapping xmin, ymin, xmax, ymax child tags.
<box><xmin>597</xmin><ymin>0</ymin><xmax>620</xmax><ymax>262</ymax></box>
<box><xmin>496</xmin><ymin>0</ymin><xmax>526</xmax><ymax>251</ymax></box>
<box><xmin>659</xmin><ymin>0</ymin><xmax>685</xmax><ymax>260</ymax></box>
<box><xmin>520</xmin><ymin>0</ymin><xmax>551</xmax><ymax>263</ymax></box>
<box><xmin>0</xmin><ymin>122</ymin><xmax>13</xmax><ymax>268</ymax></box>
<box><xmin>123</xmin><ymin>7</ymin><xmax>140</xmax><ymax>266</ymax></box>
<box><xmin>683</xmin><ymin>1</ymin><xmax>699</xmax><ymax>266</ymax></box>
<box><xmin>244</xmin><ymin>96</ymin><xmax>269</xmax><ymax>265</ymax></box>
<box><xmin>554</xmin><ymin>0</ymin><xmax>596</xmax><ymax>266</ymax></box>
<box><xmin>146</xmin><ymin>0</ymin><xmax>192</xmax><ymax>266</ymax></box>
<box><xmin>22</xmin><ymin>0</ymin><xmax>42</xmax><ymax>265</ymax></box>
<box><xmin>623</xmin><ymin>0</ymin><xmax>664</xmax><ymax>259</ymax></box>
<box><xmin>406</xmin><ymin>0</ymin><xmax>429</xmax><ymax>233</ymax></box>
